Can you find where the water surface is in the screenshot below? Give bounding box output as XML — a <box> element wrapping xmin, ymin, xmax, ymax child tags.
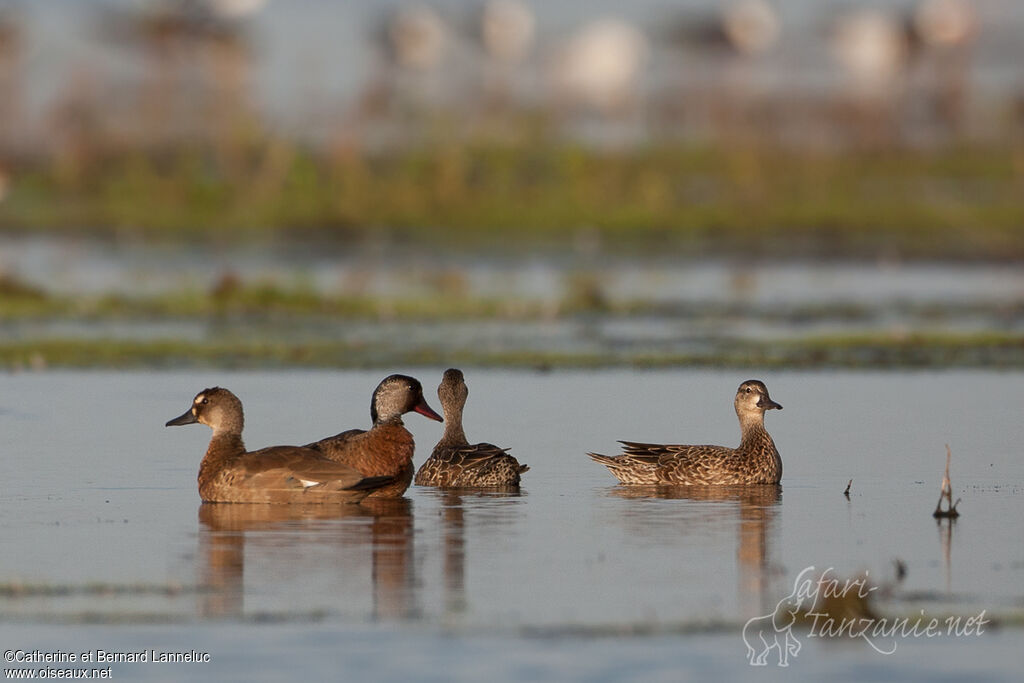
<box><xmin>1</xmin><ymin>370</ymin><xmax>1021</xmax><ymax>680</ymax></box>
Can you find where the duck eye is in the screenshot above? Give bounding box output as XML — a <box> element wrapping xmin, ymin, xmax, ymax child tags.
<box><xmin>200</xmin><ymin>398</ymin><xmax>209</xmax><ymax>405</ymax></box>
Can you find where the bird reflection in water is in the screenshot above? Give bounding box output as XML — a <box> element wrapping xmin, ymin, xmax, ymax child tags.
<box><xmin>422</xmin><ymin>488</ymin><xmax>524</xmax><ymax>617</ymax></box>
<box><xmin>439</xmin><ymin>491</ymin><xmax>467</xmax><ymax>615</ymax></box>
<box><xmin>196</xmin><ymin>499</ymin><xmax>416</xmax><ymax>620</ymax></box>
<box><xmin>607</xmin><ymin>485</ymin><xmax>782</xmax><ymax>617</ymax></box>
<box><xmin>361</xmin><ymin>497</ymin><xmax>416</xmax><ymax>620</ymax></box>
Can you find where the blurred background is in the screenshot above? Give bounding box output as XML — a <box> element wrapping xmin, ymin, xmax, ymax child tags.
<box><xmin>0</xmin><ymin>0</ymin><xmax>1023</xmax><ymax>369</ymax></box>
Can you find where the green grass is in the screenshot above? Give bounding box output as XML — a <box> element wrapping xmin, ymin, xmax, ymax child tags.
<box><xmin>2</xmin><ymin>277</ymin><xmax>1021</xmax><ymax>324</ymax></box>
<box><xmin>2</xmin><ymin>141</ymin><xmax>1023</xmax><ymax>259</ymax></box>
<box><xmin>3</xmin><ymin>332</ymin><xmax>1022</xmax><ymax>371</ymax></box>
<box><xmin>0</xmin><ymin>286</ymin><xmax>555</xmax><ymax>320</ymax></box>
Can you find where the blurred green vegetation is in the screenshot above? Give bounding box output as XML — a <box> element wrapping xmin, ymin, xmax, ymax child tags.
<box><xmin>0</xmin><ymin>279</ymin><xmax>541</xmax><ymax>319</ymax></box>
<box><xmin>3</xmin><ymin>139</ymin><xmax>1023</xmax><ymax>259</ymax></box>
<box><xmin>5</xmin><ymin>275</ymin><xmax>1021</xmax><ymax>322</ymax></box>
<box><xmin>2</xmin><ymin>275</ymin><xmax>1023</xmax><ymax>370</ymax></box>
<box><xmin>2</xmin><ymin>332</ymin><xmax>1021</xmax><ymax>371</ymax></box>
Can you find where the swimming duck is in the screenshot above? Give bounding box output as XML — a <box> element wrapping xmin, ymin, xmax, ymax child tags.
<box><xmin>166</xmin><ymin>387</ymin><xmax>393</xmax><ymax>504</ymax></box>
<box><xmin>414</xmin><ymin>368</ymin><xmax>529</xmax><ymax>488</ymax></box>
<box><xmin>305</xmin><ymin>374</ymin><xmax>443</xmax><ymax>498</ymax></box>
<box><xmin>587</xmin><ymin>380</ymin><xmax>783</xmax><ymax>485</ymax></box>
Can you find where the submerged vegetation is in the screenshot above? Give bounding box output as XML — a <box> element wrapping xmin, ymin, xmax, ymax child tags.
<box><xmin>1</xmin><ymin>275</ymin><xmax>1022</xmax><ymax>370</ymax></box>
<box><xmin>1</xmin><ymin>271</ymin><xmax>1022</xmax><ymax>370</ymax></box>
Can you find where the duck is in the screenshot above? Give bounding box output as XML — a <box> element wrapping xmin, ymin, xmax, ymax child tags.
<box><xmin>587</xmin><ymin>380</ymin><xmax>783</xmax><ymax>485</ymax></box>
<box><xmin>166</xmin><ymin>387</ymin><xmax>393</xmax><ymax>504</ymax></box>
<box><xmin>305</xmin><ymin>374</ymin><xmax>443</xmax><ymax>498</ymax></box>
<box><xmin>414</xmin><ymin>368</ymin><xmax>529</xmax><ymax>488</ymax></box>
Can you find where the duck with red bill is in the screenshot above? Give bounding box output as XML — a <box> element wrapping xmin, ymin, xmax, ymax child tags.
<box><xmin>304</xmin><ymin>374</ymin><xmax>443</xmax><ymax>498</ymax></box>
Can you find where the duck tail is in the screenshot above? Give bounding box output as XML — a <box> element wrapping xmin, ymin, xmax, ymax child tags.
<box><xmin>586</xmin><ymin>452</ymin><xmax>621</xmax><ymax>467</ymax></box>
<box><xmin>517</xmin><ymin>463</ymin><xmax>530</xmax><ymax>474</ymax></box>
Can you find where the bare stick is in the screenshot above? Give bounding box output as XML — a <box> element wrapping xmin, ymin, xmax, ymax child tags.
<box><xmin>844</xmin><ymin>479</ymin><xmax>852</xmax><ymax>497</ymax></box>
<box><xmin>933</xmin><ymin>444</ymin><xmax>961</xmax><ymax>518</ymax></box>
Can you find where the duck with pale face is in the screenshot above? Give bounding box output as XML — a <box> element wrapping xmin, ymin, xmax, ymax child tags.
<box><xmin>166</xmin><ymin>387</ymin><xmax>394</xmax><ymax>504</ymax></box>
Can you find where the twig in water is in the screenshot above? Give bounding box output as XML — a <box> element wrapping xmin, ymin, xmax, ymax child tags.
<box><xmin>933</xmin><ymin>445</ymin><xmax>961</xmax><ymax>519</ymax></box>
<box><xmin>843</xmin><ymin>479</ymin><xmax>852</xmax><ymax>497</ymax></box>
<box><xmin>893</xmin><ymin>558</ymin><xmax>907</xmax><ymax>581</ymax></box>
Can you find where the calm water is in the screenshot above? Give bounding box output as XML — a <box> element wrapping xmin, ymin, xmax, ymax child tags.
<box><xmin>1</xmin><ymin>369</ymin><xmax>1022</xmax><ymax>680</ymax></box>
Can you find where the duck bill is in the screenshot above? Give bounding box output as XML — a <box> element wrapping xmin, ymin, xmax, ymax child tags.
<box><xmin>166</xmin><ymin>409</ymin><xmax>199</xmax><ymax>427</ymax></box>
<box><xmin>760</xmin><ymin>398</ymin><xmax>783</xmax><ymax>410</ymax></box>
<box><xmin>413</xmin><ymin>399</ymin><xmax>444</xmax><ymax>422</ymax></box>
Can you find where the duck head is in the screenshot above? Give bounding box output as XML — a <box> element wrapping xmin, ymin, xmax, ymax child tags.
<box><xmin>166</xmin><ymin>387</ymin><xmax>244</xmax><ymax>436</ymax></box>
<box><xmin>370</xmin><ymin>374</ymin><xmax>444</xmax><ymax>425</ymax></box>
<box><xmin>438</xmin><ymin>368</ymin><xmax>469</xmax><ymax>413</ymax></box>
<box><xmin>734</xmin><ymin>379</ymin><xmax>782</xmax><ymax>418</ymax></box>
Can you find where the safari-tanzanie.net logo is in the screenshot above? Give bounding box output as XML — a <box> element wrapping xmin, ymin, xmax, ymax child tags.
<box><xmin>742</xmin><ymin>566</ymin><xmax>988</xmax><ymax>666</ymax></box>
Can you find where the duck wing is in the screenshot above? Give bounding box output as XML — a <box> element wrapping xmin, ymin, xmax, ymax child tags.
<box><xmin>651</xmin><ymin>444</ymin><xmax>742</xmax><ymax>485</ymax></box>
<box><xmin>304</xmin><ymin>423</ymin><xmax>416</xmax><ymax>495</ymax></box>
<box><xmin>238</xmin><ymin>445</ymin><xmax>382</xmax><ymax>492</ymax></box>
<box><xmin>616</xmin><ymin>441</ymin><xmax>673</xmax><ymax>463</ymax></box>
<box><xmin>441</xmin><ymin>442</ymin><xmax>511</xmax><ymax>467</ymax></box>
<box><xmin>417</xmin><ymin>442</ymin><xmax>526</xmax><ymax>487</ymax></box>
<box><xmin>304</xmin><ymin>428</ymin><xmax>366</xmax><ymax>455</ymax></box>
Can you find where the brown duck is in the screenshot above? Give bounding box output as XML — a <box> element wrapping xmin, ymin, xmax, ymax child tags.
<box><xmin>587</xmin><ymin>380</ymin><xmax>783</xmax><ymax>485</ymax></box>
<box><xmin>166</xmin><ymin>387</ymin><xmax>393</xmax><ymax>504</ymax></box>
<box><xmin>305</xmin><ymin>374</ymin><xmax>443</xmax><ymax>498</ymax></box>
<box><xmin>414</xmin><ymin>368</ymin><xmax>529</xmax><ymax>488</ymax></box>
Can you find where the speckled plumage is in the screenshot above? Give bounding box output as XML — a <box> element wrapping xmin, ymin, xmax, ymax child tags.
<box><xmin>415</xmin><ymin>369</ymin><xmax>529</xmax><ymax>488</ymax></box>
<box><xmin>166</xmin><ymin>387</ymin><xmax>393</xmax><ymax>504</ymax></box>
<box><xmin>587</xmin><ymin>380</ymin><xmax>783</xmax><ymax>485</ymax></box>
<box><xmin>305</xmin><ymin>374</ymin><xmax>443</xmax><ymax>498</ymax></box>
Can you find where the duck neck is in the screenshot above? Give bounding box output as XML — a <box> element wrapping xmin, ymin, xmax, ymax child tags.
<box><xmin>199</xmin><ymin>431</ymin><xmax>246</xmax><ymax>481</ymax></box>
<box><xmin>438</xmin><ymin>403</ymin><xmax>468</xmax><ymax>446</ymax></box>
<box><xmin>374</xmin><ymin>414</ymin><xmax>405</xmax><ymax>429</ymax></box>
<box><xmin>738</xmin><ymin>413</ymin><xmax>774</xmax><ymax>452</ymax></box>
